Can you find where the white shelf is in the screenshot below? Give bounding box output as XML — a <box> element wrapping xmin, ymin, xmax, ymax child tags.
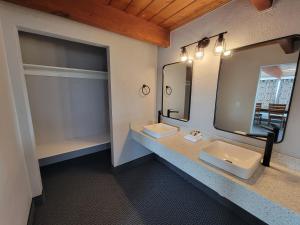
<box><xmin>36</xmin><ymin>135</ymin><xmax>110</xmax><ymax>159</ymax></box>
<box><xmin>23</xmin><ymin>64</ymin><xmax>108</xmax><ymax>80</ymax></box>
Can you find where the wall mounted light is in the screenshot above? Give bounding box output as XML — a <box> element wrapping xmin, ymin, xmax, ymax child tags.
<box><xmin>214</xmin><ymin>33</ymin><xmax>226</xmax><ymax>54</ymax></box>
<box><xmin>195</xmin><ymin>42</ymin><xmax>204</xmax><ymax>59</ymax></box>
<box><xmin>187</xmin><ymin>56</ymin><xmax>193</xmax><ymax>64</ymax></box>
<box><xmin>179</xmin><ymin>32</ymin><xmax>228</xmax><ymax>62</ymax></box>
<box><xmin>180</xmin><ymin>47</ymin><xmax>188</xmax><ymax>62</ymax></box>
<box><xmin>195</xmin><ymin>37</ymin><xmax>210</xmax><ymax>60</ymax></box>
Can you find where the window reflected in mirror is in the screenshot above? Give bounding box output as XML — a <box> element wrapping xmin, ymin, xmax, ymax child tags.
<box><xmin>214</xmin><ymin>35</ymin><xmax>300</xmax><ymax>143</ymax></box>
<box><xmin>162</xmin><ymin>62</ymin><xmax>193</xmax><ymax>121</ymax></box>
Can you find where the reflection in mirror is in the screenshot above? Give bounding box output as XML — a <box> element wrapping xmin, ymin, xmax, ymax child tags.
<box><xmin>214</xmin><ymin>35</ymin><xmax>300</xmax><ymax>143</ymax></box>
<box><xmin>162</xmin><ymin>62</ymin><xmax>193</xmax><ymax>121</ymax></box>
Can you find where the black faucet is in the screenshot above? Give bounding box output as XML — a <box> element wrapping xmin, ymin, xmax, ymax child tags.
<box><xmin>246</xmin><ymin>125</ymin><xmax>280</xmax><ymax>167</ymax></box>
<box><xmin>158</xmin><ymin>110</ymin><xmax>162</xmax><ymax>123</ymax></box>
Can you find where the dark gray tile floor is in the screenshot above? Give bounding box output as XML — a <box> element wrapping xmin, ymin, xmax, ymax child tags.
<box><xmin>34</xmin><ymin>150</ymin><xmax>252</xmax><ymax>225</ymax></box>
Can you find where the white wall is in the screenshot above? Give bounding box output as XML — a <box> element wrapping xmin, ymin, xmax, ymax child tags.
<box><xmin>0</xmin><ymin>22</ymin><xmax>32</xmax><ymax>225</ymax></box>
<box><xmin>0</xmin><ymin>0</ymin><xmax>156</xmax><ymax>201</ymax></box>
<box><xmin>158</xmin><ymin>0</ymin><xmax>300</xmax><ymax>159</ymax></box>
<box><xmin>25</xmin><ymin>76</ymin><xmax>110</xmax><ymax>145</ymax></box>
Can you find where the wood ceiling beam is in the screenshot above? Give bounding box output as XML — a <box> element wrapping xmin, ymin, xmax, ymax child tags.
<box><xmin>250</xmin><ymin>0</ymin><xmax>273</xmax><ymax>11</ymax></box>
<box><xmin>4</xmin><ymin>0</ymin><xmax>170</xmax><ymax>47</ymax></box>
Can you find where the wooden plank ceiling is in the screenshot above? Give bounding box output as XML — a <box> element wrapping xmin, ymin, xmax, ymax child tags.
<box><xmin>106</xmin><ymin>0</ymin><xmax>231</xmax><ymax>30</ymax></box>
<box><xmin>4</xmin><ymin>0</ymin><xmax>232</xmax><ymax>47</ymax></box>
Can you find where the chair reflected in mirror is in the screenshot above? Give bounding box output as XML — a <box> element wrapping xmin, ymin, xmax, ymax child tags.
<box><xmin>268</xmin><ymin>103</ymin><xmax>287</xmax><ymax>128</ymax></box>
<box><xmin>254</xmin><ymin>103</ymin><xmax>262</xmax><ymax>125</ymax></box>
<box><xmin>251</xmin><ymin>62</ymin><xmax>296</xmax><ymax>140</ymax></box>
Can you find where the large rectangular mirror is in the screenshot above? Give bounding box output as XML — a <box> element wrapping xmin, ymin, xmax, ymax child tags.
<box><xmin>214</xmin><ymin>35</ymin><xmax>300</xmax><ymax>143</ymax></box>
<box><xmin>162</xmin><ymin>62</ymin><xmax>193</xmax><ymax>121</ymax></box>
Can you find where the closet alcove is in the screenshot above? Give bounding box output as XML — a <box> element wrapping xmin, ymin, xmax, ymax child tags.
<box><xmin>18</xmin><ymin>31</ymin><xmax>110</xmax><ymax>164</ymax></box>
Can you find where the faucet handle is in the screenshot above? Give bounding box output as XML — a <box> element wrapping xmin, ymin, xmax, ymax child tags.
<box><xmin>259</xmin><ymin>124</ymin><xmax>280</xmax><ymax>142</ymax></box>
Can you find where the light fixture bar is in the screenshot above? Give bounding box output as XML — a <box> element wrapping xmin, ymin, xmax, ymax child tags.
<box><xmin>180</xmin><ymin>31</ymin><xmax>228</xmax><ymax>49</ymax></box>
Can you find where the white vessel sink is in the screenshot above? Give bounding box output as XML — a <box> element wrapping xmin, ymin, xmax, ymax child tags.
<box><xmin>199</xmin><ymin>140</ymin><xmax>262</xmax><ymax>179</ymax></box>
<box><xmin>143</xmin><ymin>123</ymin><xmax>178</xmax><ymax>138</ymax></box>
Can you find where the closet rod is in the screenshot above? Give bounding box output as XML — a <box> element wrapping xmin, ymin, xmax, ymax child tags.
<box><xmin>23</xmin><ymin>64</ymin><xmax>108</xmax><ymax>80</ymax></box>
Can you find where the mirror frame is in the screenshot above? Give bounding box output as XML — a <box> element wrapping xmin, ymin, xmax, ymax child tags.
<box><xmin>213</xmin><ymin>34</ymin><xmax>300</xmax><ymax>143</ymax></box>
<box><xmin>161</xmin><ymin>62</ymin><xmax>193</xmax><ymax>122</ymax></box>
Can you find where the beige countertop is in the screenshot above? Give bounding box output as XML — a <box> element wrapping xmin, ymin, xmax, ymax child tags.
<box><xmin>130</xmin><ymin>123</ymin><xmax>300</xmax><ymax>225</ymax></box>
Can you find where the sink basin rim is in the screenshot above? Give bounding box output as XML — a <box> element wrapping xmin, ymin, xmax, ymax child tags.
<box><xmin>199</xmin><ymin>140</ymin><xmax>262</xmax><ymax>179</ymax></box>
<box><xmin>143</xmin><ymin>123</ymin><xmax>178</xmax><ymax>138</ymax></box>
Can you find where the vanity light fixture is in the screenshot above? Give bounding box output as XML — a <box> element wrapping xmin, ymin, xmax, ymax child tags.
<box><xmin>180</xmin><ymin>47</ymin><xmax>188</xmax><ymax>62</ymax></box>
<box><xmin>187</xmin><ymin>56</ymin><xmax>193</xmax><ymax>64</ymax></box>
<box><xmin>214</xmin><ymin>33</ymin><xmax>226</xmax><ymax>54</ymax></box>
<box><xmin>179</xmin><ymin>32</ymin><xmax>228</xmax><ymax>61</ymax></box>
<box><xmin>195</xmin><ymin>45</ymin><xmax>204</xmax><ymax>59</ymax></box>
<box><xmin>195</xmin><ymin>37</ymin><xmax>210</xmax><ymax>60</ymax></box>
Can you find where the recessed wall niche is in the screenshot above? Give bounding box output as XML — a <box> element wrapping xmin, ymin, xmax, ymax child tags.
<box><xmin>18</xmin><ymin>31</ymin><xmax>110</xmax><ymax>161</ymax></box>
